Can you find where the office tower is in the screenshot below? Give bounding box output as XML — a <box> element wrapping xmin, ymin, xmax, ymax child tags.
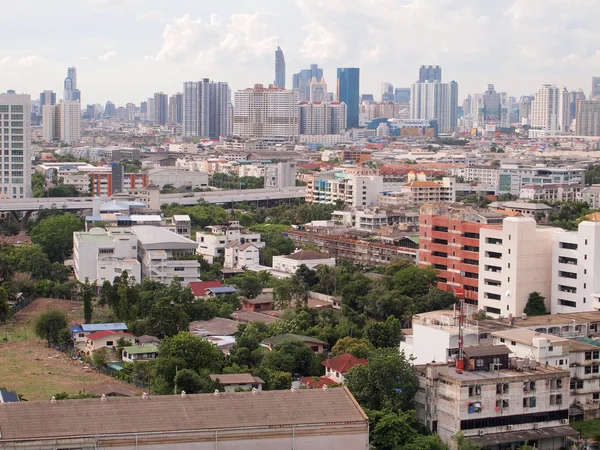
<box><xmin>233</xmin><ymin>84</ymin><xmax>299</xmax><ymax>139</ymax></box>
<box><xmin>183</xmin><ymin>79</ymin><xmax>230</xmax><ymax>138</ymax></box>
<box><xmin>125</xmin><ymin>103</ymin><xmax>136</xmax><ymax>121</ymax></box>
<box><xmin>299</xmin><ymin>101</ymin><xmax>347</xmax><ymax>135</ymax></box>
<box><xmin>293</xmin><ymin>64</ymin><xmax>324</xmax><ymax>102</ymax></box>
<box><xmin>116</xmin><ymin>107</ymin><xmax>126</xmax><ymax>121</ymax></box>
<box><xmin>147</xmin><ymin>97</ymin><xmax>155</xmax><ymax>121</ymax></box>
<box><xmin>0</xmin><ymin>91</ymin><xmax>31</xmax><ymax>198</ymax></box>
<box><xmin>40</xmin><ymin>90</ymin><xmax>56</xmax><ymax>108</ymax></box>
<box><xmin>576</xmin><ymin>100</ymin><xmax>600</xmax><ymax>136</ymax></box>
<box><xmin>104</xmin><ymin>101</ymin><xmax>116</xmax><ymax>118</ymax></box>
<box><xmin>592</xmin><ymin>77</ymin><xmax>600</xmax><ymax>100</ymax></box>
<box><xmin>519</xmin><ymin>96</ymin><xmax>534</xmax><ymax>125</ymax></box>
<box><xmin>569</xmin><ymin>89</ymin><xmax>586</xmax><ymax>121</ymax></box>
<box><xmin>336</xmin><ymin>68</ymin><xmax>360</xmax><ymax>128</ymax></box>
<box><xmin>168</xmin><ymin>93</ymin><xmax>183</xmax><ymax>124</ymax></box>
<box><xmin>60</xmin><ymin>100</ymin><xmax>81</xmax><ymax>144</ymax></box>
<box><xmin>153</xmin><ymin>92</ymin><xmax>168</xmax><ymax>126</ymax></box>
<box><xmin>462</xmin><ymin>95</ymin><xmax>473</xmax><ymax>116</ymax></box>
<box><xmin>559</xmin><ymin>87</ymin><xmax>572</xmax><ymax>132</ymax></box>
<box><xmin>140</xmin><ymin>101</ymin><xmax>147</xmax><ymax>115</ymax></box>
<box><xmin>410</xmin><ymin>81</ymin><xmax>458</xmax><ymax>134</ymax></box>
<box><xmin>471</xmin><ymin>85</ymin><xmax>510</xmax><ymax>128</ymax></box>
<box><xmin>531</xmin><ymin>84</ymin><xmax>560</xmax><ymax>132</ymax></box>
<box><xmin>419</xmin><ymin>65</ymin><xmax>442</xmax><ymax>83</ymax></box>
<box><xmin>394</xmin><ymin>88</ymin><xmax>410</xmax><ymax>103</ymax></box>
<box><xmin>85</xmin><ymin>104</ymin><xmax>96</xmax><ymax>120</ymax></box>
<box><xmin>360</xmin><ymin>94</ymin><xmax>374</xmax><ymax>104</ymax></box>
<box><xmin>63</xmin><ymin>67</ymin><xmax>81</xmax><ymax>102</ymax></box>
<box><xmin>309</xmin><ymin>77</ymin><xmax>327</xmax><ymax>102</ymax></box>
<box><xmin>274</xmin><ymin>46</ymin><xmax>286</xmax><ymax>88</ymax></box>
<box><xmin>381</xmin><ymin>82</ymin><xmax>394</xmax><ymax>102</ymax></box>
<box><xmin>111</xmin><ymin>162</ymin><xmax>124</xmax><ymax>194</ymax></box>
<box><xmin>42</xmin><ymin>104</ymin><xmax>61</xmax><ymax>142</ymax></box>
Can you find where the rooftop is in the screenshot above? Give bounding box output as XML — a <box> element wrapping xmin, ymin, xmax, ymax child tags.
<box><xmin>123</xmin><ymin>345</ymin><xmax>158</xmax><ymax>354</ymax></box>
<box><xmin>511</xmin><ymin>311</ymin><xmax>600</xmax><ymax>327</ymax></box>
<box><xmin>85</xmin><ymin>330</ymin><xmax>134</xmax><ymax>341</ymax></box>
<box><xmin>263</xmin><ymin>333</ymin><xmax>328</xmax><ymax>347</ymax></box>
<box><xmin>0</xmin><ymin>389</ymin><xmax>366</xmax><ymax>442</ymax></box>
<box><xmin>283</xmin><ymin>250</ymin><xmax>332</xmax><ymax>261</ymax></box>
<box><xmin>189</xmin><ymin>318</ymin><xmax>240</xmax><ymax>336</ymax></box>
<box><xmin>208</xmin><ymin>373</ymin><xmax>265</xmax><ymax>385</ymax></box>
<box><xmin>230</xmin><ymin>310</ymin><xmax>282</xmax><ymax>325</ymax></box>
<box><xmin>322</xmin><ymin>353</ymin><xmax>368</xmax><ymax>374</ymax></box>
<box><xmin>462</xmin><ymin>345</ymin><xmax>511</xmax><ymax>358</ymax></box>
<box><xmin>131</xmin><ymin>225</ymin><xmax>197</xmax><ymax>249</ymax></box>
<box><xmin>188</xmin><ymin>280</ymin><xmax>223</xmax><ymax>297</ymax></box>
<box><xmin>491</xmin><ymin>328</ymin><xmax>569</xmax><ymax>346</ymax></box>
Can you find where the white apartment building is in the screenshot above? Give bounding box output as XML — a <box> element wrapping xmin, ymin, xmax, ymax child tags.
<box><xmin>147</xmin><ymin>168</ymin><xmax>209</xmax><ymax>190</ymax></box>
<box><xmin>196</xmin><ymin>221</ymin><xmax>264</xmax><ymax>264</ymax></box>
<box><xmin>552</xmin><ymin>221</ymin><xmax>600</xmax><ymax>313</ymax></box>
<box><xmin>42</xmin><ymin>103</ymin><xmax>61</xmax><ymax>143</ymax></box>
<box><xmin>264</xmin><ymin>162</ymin><xmax>296</xmax><ymax>189</ymax></box>
<box><xmin>73</xmin><ymin>227</ymin><xmax>141</xmax><ymax>284</ymax></box>
<box><xmin>520</xmin><ymin>183</ymin><xmax>582</xmax><ymax>202</ymax></box>
<box><xmin>378</xmin><ymin>177</ymin><xmax>456</xmax><ymax>206</ymax></box>
<box><xmin>415</xmin><ymin>356</ymin><xmax>573</xmax><ymax>449</ymax></box>
<box><xmin>306</xmin><ymin>172</ymin><xmax>384</xmax><ymax>207</ymax></box>
<box><xmin>299</xmin><ymin>101</ymin><xmax>347</xmax><ymax>135</ymax></box>
<box><xmin>531</xmin><ymin>84</ymin><xmax>561</xmax><ymax>132</ymax></box>
<box><xmin>576</xmin><ymin>100</ymin><xmax>600</xmax><ymax>136</ymax></box>
<box><xmin>272</xmin><ymin>250</ymin><xmax>335</xmax><ymax>275</ymax></box>
<box><xmin>451</xmin><ymin>166</ymin><xmax>500</xmax><ymax>186</ymax></box>
<box><xmin>298</xmin><ymin>134</ymin><xmax>345</xmax><ymax>147</ymax></box>
<box><xmin>410</xmin><ymin>81</ymin><xmax>459</xmax><ymax>134</ymax></box>
<box><xmin>498</xmin><ymin>164</ymin><xmax>584</xmax><ymax>196</ymax></box>
<box><xmin>0</xmin><ymin>91</ymin><xmax>31</xmax><ymax>199</ymax></box>
<box><xmin>60</xmin><ymin>100</ymin><xmax>81</xmax><ymax>145</ymax></box>
<box><xmin>233</xmin><ymin>84</ymin><xmax>299</xmax><ymax>139</ymax></box>
<box><xmin>582</xmin><ymin>185</ymin><xmax>600</xmax><ymax>208</ymax></box>
<box><xmin>492</xmin><ymin>328</ymin><xmax>600</xmax><ymax>420</ymax></box>
<box><xmin>132</xmin><ymin>225</ymin><xmax>200</xmax><ymax>286</ymax></box>
<box><xmin>224</xmin><ymin>242</ymin><xmax>260</xmax><ymax>269</ymax></box>
<box><xmin>479</xmin><ymin>217</ymin><xmax>556</xmax><ymax>317</ymax></box>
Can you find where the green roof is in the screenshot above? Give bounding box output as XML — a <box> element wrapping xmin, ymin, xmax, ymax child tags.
<box><xmin>263</xmin><ymin>334</ymin><xmax>327</xmax><ymax>347</ymax></box>
<box><xmin>123</xmin><ymin>345</ymin><xmax>158</xmax><ymax>354</ymax></box>
<box><xmin>407</xmin><ymin>236</ymin><xmax>420</xmax><ymax>244</ymax></box>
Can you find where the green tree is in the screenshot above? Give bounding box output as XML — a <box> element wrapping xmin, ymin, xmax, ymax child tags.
<box><xmin>452</xmin><ymin>432</ymin><xmax>480</xmax><ymax>450</ymax></box>
<box><xmin>0</xmin><ymin>287</ymin><xmax>10</xmax><ymax>324</ymax></box>
<box><xmin>264</xmin><ymin>370</ymin><xmax>292</xmax><ymax>390</ymax></box>
<box><xmin>367</xmin><ymin>409</ymin><xmax>424</xmax><ymax>450</ymax></box>
<box><xmin>345</xmin><ymin>348</ymin><xmax>418</xmax><ymax>412</ymax></box>
<box><xmin>79</xmin><ymin>278</ymin><xmax>95</xmax><ymax>324</ymax></box>
<box><xmin>34</xmin><ymin>309</ymin><xmax>69</xmax><ymax>347</ymax></box>
<box><xmin>147</xmin><ymin>299</ymin><xmax>190</xmax><ymax>338</ymax></box>
<box><xmin>403</xmin><ymin>435</ymin><xmax>449</xmax><ymax>450</ymax></box>
<box><xmin>227</xmin><ymin>273</ymin><xmax>263</xmax><ymax>299</ymax></box>
<box><xmin>364</xmin><ymin>316</ymin><xmax>402</xmax><ymax>348</ymax></box>
<box><xmin>524</xmin><ymin>292</ymin><xmax>548</xmax><ymax>316</ymax></box>
<box><xmin>29</xmin><ymin>213</ymin><xmax>83</xmax><ymax>263</ymax></box>
<box><xmin>261</xmin><ymin>340</ymin><xmax>321</xmax><ymax>376</ymax></box>
<box><xmin>331</xmin><ymin>337</ymin><xmax>373</xmax><ymax>359</ymax></box>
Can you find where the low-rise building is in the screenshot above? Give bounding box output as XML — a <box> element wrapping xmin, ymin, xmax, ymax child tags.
<box><xmin>83</xmin><ymin>330</ymin><xmax>134</xmax><ymax>356</ymax></box>
<box><xmin>488</xmin><ymin>201</ymin><xmax>554</xmax><ymax>218</ymax></box>
<box><xmin>322</xmin><ymin>353</ymin><xmax>367</xmax><ymax>384</ymax></box>
<box><xmin>208</xmin><ymin>373</ymin><xmax>265</xmax><ymax>392</ymax></box>
<box><xmin>378</xmin><ymin>177</ymin><xmax>456</xmax><ymax>206</ymax></box>
<box><xmin>242</xmin><ymin>292</ymin><xmax>274</xmax><ymax>312</ymax></box>
<box><xmin>415</xmin><ymin>348</ymin><xmax>575</xmax><ymax>449</ymax></box>
<box><xmin>305</xmin><ymin>171</ymin><xmax>383</xmax><ymax>207</ymax></box>
<box><xmin>196</xmin><ymin>221</ymin><xmax>264</xmax><ymax>264</ymax></box>
<box><xmin>582</xmin><ymin>185</ymin><xmax>600</xmax><ymax>209</ymax></box>
<box><xmin>271</xmin><ymin>250</ymin><xmax>335</xmax><ymax>275</ymax></box>
<box><xmin>224</xmin><ymin>242</ymin><xmax>260</xmax><ymax>269</ymax></box>
<box><xmin>262</xmin><ymin>334</ymin><xmax>328</xmax><ymax>353</ymax></box>
<box><xmin>519</xmin><ymin>183</ymin><xmax>582</xmax><ymax>203</ymax></box>
<box><xmin>147</xmin><ymin>168</ymin><xmax>209</xmax><ymax>190</ymax></box>
<box><xmin>122</xmin><ymin>345</ymin><xmax>158</xmax><ymax>363</ymax></box>
<box><xmin>70</xmin><ymin>323</ymin><xmax>129</xmax><ymax>349</ymax></box>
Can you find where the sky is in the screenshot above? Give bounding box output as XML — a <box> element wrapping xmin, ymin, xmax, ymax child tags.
<box><xmin>1</xmin><ymin>0</ymin><xmax>599</xmax><ymax>105</ymax></box>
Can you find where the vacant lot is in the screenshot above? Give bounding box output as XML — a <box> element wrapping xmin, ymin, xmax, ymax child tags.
<box><xmin>0</xmin><ymin>298</ymin><xmax>140</xmax><ymax>401</ymax></box>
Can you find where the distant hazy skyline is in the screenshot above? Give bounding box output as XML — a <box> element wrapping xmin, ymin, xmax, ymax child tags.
<box><xmin>1</xmin><ymin>0</ymin><xmax>598</xmax><ymax>104</ymax></box>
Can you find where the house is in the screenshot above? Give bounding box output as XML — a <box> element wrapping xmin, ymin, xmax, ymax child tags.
<box><xmin>122</xmin><ymin>345</ymin><xmax>158</xmax><ymax>363</ymax></box>
<box><xmin>322</xmin><ymin>353</ymin><xmax>368</xmax><ymax>384</ymax></box>
<box><xmin>189</xmin><ymin>318</ymin><xmax>239</xmax><ymax>353</ymax></box>
<box><xmin>299</xmin><ymin>376</ymin><xmax>337</xmax><ymax>389</ymax></box>
<box><xmin>0</xmin><ymin>389</ymin><xmax>369</xmax><ymax>449</ymax></box>
<box><xmin>262</xmin><ymin>334</ymin><xmax>328</xmax><ymax>353</ymax></box>
<box><xmin>209</xmin><ymin>373</ymin><xmax>265</xmax><ymax>392</ymax></box>
<box><xmin>0</xmin><ymin>389</ymin><xmax>19</xmax><ymax>403</ymax></box>
<box><xmin>230</xmin><ymin>310</ymin><xmax>282</xmax><ymax>325</ymax></box>
<box><xmin>87</xmin><ymin>384</ymin><xmax>134</xmax><ymax>398</ymax></box>
<box><xmin>71</xmin><ymin>323</ymin><xmax>129</xmax><ymax>349</ymax></box>
<box><xmin>83</xmin><ymin>331</ymin><xmax>135</xmax><ymax>356</ymax></box>
<box><xmin>271</xmin><ymin>250</ymin><xmax>335</xmax><ymax>275</ymax></box>
<box><xmin>206</xmin><ymin>286</ymin><xmax>238</xmax><ymax>297</ymax></box>
<box><xmin>135</xmin><ymin>335</ymin><xmax>161</xmax><ymax>346</ymax></box>
<box><xmin>242</xmin><ymin>292</ymin><xmax>274</xmax><ymax>312</ymax></box>
<box><xmin>196</xmin><ymin>221</ymin><xmax>265</xmax><ymax>264</ymax></box>
<box><xmin>189</xmin><ymin>280</ymin><xmax>223</xmax><ymax>298</ymax></box>
<box><xmin>224</xmin><ymin>242</ymin><xmax>260</xmax><ymax>269</ymax></box>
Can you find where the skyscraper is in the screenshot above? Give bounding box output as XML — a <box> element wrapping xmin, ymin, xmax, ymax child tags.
<box><xmin>153</xmin><ymin>92</ymin><xmax>168</xmax><ymax>126</ymax></box>
<box><xmin>60</xmin><ymin>101</ymin><xmax>81</xmax><ymax>145</ymax></box>
<box><xmin>274</xmin><ymin>46</ymin><xmax>286</xmax><ymax>88</ymax></box>
<box><xmin>233</xmin><ymin>84</ymin><xmax>299</xmax><ymax>139</ymax></box>
<box><xmin>63</xmin><ymin>67</ymin><xmax>81</xmax><ymax>102</ymax></box>
<box><xmin>168</xmin><ymin>93</ymin><xmax>183</xmax><ymax>125</ymax></box>
<box><xmin>576</xmin><ymin>100</ymin><xmax>600</xmax><ymax>136</ymax></box>
<box><xmin>42</xmin><ymin>104</ymin><xmax>61</xmax><ymax>142</ymax></box>
<box><xmin>531</xmin><ymin>84</ymin><xmax>560</xmax><ymax>132</ymax></box>
<box><xmin>381</xmin><ymin>82</ymin><xmax>394</xmax><ymax>102</ymax></box>
<box><xmin>40</xmin><ymin>90</ymin><xmax>56</xmax><ymax>108</ymax></box>
<box><xmin>0</xmin><ymin>91</ymin><xmax>31</xmax><ymax>198</ymax></box>
<box><xmin>336</xmin><ymin>68</ymin><xmax>360</xmax><ymax>128</ymax></box>
<box><xmin>410</xmin><ymin>81</ymin><xmax>458</xmax><ymax>133</ymax></box>
<box><xmin>183</xmin><ymin>79</ymin><xmax>231</xmax><ymax>138</ymax></box>
<box><xmin>394</xmin><ymin>88</ymin><xmax>410</xmax><ymax>103</ymax></box>
<box><xmin>299</xmin><ymin>101</ymin><xmax>347</xmax><ymax>135</ymax></box>
<box><xmin>592</xmin><ymin>77</ymin><xmax>600</xmax><ymax>100</ymax></box>
<box><xmin>293</xmin><ymin>64</ymin><xmax>323</xmax><ymax>102</ymax></box>
<box><xmin>104</xmin><ymin>101</ymin><xmax>116</xmax><ymax>118</ymax></box>
<box><xmin>419</xmin><ymin>65</ymin><xmax>442</xmax><ymax>83</ymax></box>
<box><xmin>309</xmin><ymin>77</ymin><xmax>327</xmax><ymax>102</ymax></box>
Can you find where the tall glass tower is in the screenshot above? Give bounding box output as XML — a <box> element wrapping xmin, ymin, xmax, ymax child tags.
<box><xmin>336</xmin><ymin>68</ymin><xmax>360</xmax><ymax>128</ymax></box>
<box><xmin>274</xmin><ymin>46</ymin><xmax>286</xmax><ymax>88</ymax></box>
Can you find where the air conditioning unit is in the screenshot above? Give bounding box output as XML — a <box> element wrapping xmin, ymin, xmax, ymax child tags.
<box><xmin>479</xmin><ymin>430</ymin><xmax>485</xmax><ymax>436</ymax></box>
<box><xmin>506</xmin><ymin>425</ymin><xmax>513</xmax><ymax>430</ymax></box>
<box><xmin>533</xmin><ymin>423</ymin><xmax>540</xmax><ymax>429</ymax></box>
<box><xmin>562</xmin><ymin>419</ymin><xmax>569</xmax><ymax>425</ymax></box>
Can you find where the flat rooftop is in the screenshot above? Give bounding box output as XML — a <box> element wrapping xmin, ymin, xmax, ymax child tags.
<box><xmin>512</xmin><ymin>311</ymin><xmax>600</xmax><ymax>327</ymax></box>
<box><xmin>417</xmin><ymin>362</ymin><xmax>568</xmax><ymax>383</ymax></box>
<box><xmin>491</xmin><ymin>328</ymin><xmax>569</xmax><ymax>346</ymax></box>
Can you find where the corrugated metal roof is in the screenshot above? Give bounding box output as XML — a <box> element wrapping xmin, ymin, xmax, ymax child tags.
<box><xmin>81</xmin><ymin>323</ymin><xmax>128</xmax><ymax>332</ymax></box>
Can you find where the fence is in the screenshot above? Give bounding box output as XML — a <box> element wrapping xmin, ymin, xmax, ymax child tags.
<box><xmin>10</xmin><ymin>294</ymin><xmax>33</xmax><ymax>316</ymax></box>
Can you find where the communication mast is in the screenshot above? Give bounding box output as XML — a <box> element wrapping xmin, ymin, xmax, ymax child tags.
<box><xmin>455</xmin><ymin>287</ymin><xmax>466</xmax><ymax>374</ymax></box>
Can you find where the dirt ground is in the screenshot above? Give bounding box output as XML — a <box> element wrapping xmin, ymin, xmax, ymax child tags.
<box><xmin>0</xmin><ymin>298</ymin><xmax>142</xmax><ymax>401</ymax></box>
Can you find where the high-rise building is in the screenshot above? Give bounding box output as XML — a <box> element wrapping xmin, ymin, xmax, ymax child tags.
<box><xmin>85</xmin><ymin>104</ymin><xmax>96</xmax><ymax>120</ymax></box>
<box><xmin>140</xmin><ymin>101</ymin><xmax>147</xmax><ymax>115</ymax></box>
<box><xmin>559</xmin><ymin>87</ymin><xmax>572</xmax><ymax>133</ymax></box>
<box><xmin>104</xmin><ymin>101</ymin><xmax>116</xmax><ymax>118</ymax></box>
<box><xmin>519</xmin><ymin>95</ymin><xmax>534</xmax><ymax>125</ymax></box>
<box><xmin>592</xmin><ymin>77</ymin><xmax>600</xmax><ymax>100</ymax></box>
<box><xmin>40</xmin><ymin>90</ymin><xmax>56</xmax><ymax>108</ymax></box>
<box><xmin>274</xmin><ymin>46</ymin><xmax>286</xmax><ymax>88</ymax></box>
<box><xmin>381</xmin><ymin>82</ymin><xmax>394</xmax><ymax>102</ymax></box>
<box><xmin>293</xmin><ymin>64</ymin><xmax>323</xmax><ymax>102</ymax></box>
<box><xmin>60</xmin><ymin>100</ymin><xmax>81</xmax><ymax>145</ymax></box>
<box><xmin>418</xmin><ymin>65</ymin><xmax>442</xmax><ymax>83</ymax></box>
<box><xmin>233</xmin><ymin>84</ymin><xmax>299</xmax><ymax>139</ymax></box>
<box><xmin>410</xmin><ymin>81</ymin><xmax>458</xmax><ymax>134</ymax></box>
<box><xmin>63</xmin><ymin>67</ymin><xmax>81</xmax><ymax>102</ymax></box>
<box><xmin>471</xmin><ymin>85</ymin><xmax>510</xmax><ymax>128</ymax></box>
<box><xmin>336</xmin><ymin>68</ymin><xmax>360</xmax><ymax>128</ymax></box>
<box><xmin>0</xmin><ymin>91</ymin><xmax>31</xmax><ymax>198</ymax></box>
<box><xmin>125</xmin><ymin>103</ymin><xmax>136</xmax><ymax>121</ymax></box>
<box><xmin>42</xmin><ymin>104</ymin><xmax>61</xmax><ymax>142</ymax></box>
<box><xmin>309</xmin><ymin>77</ymin><xmax>327</xmax><ymax>102</ymax></box>
<box><xmin>153</xmin><ymin>92</ymin><xmax>168</xmax><ymax>126</ymax></box>
<box><xmin>394</xmin><ymin>88</ymin><xmax>410</xmax><ymax>103</ymax></box>
<box><xmin>575</xmin><ymin>100</ymin><xmax>600</xmax><ymax>136</ymax></box>
<box><xmin>168</xmin><ymin>93</ymin><xmax>183</xmax><ymax>125</ymax></box>
<box><xmin>462</xmin><ymin>95</ymin><xmax>473</xmax><ymax>117</ymax></box>
<box><xmin>183</xmin><ymin>79</ymin><xmax>231</xmax><ymax>138</ymax></box>
<box><xmin>531</xmin><ymin>84</ymin><xmax>560</xmax><ymax>132</ymax></box>
<box><xmin>146</xmin><ymin>97</ymin><xmax>155</xmax><ymax>122</ymax></box>
<box><xmin>299</xmin><ymin>101</ymin><xmax>347</xmax><ymax>135</ymax></box>
<box><xmin>569</xmin><ymin>89</ymin><xmax>586</xmax><ymax>120</ymax></box>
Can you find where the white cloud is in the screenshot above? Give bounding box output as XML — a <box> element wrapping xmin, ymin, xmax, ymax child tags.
<box><xmin>137</xmin><ymin>9</ymin><xmax>165</xmax><ymax>22</ymax></box>
<box><xmin>148</xmin><ymin>13</ymin><xmax>278</xmax><ymax>65</ymax></box>
<box><xmin>98</xmin><ymin>51</ymin><xmax>121</xmax><ymax>62</ymax></box>
<box><xmin>0</xmin><ymin>57</ymin><xmax>13</xmax><ymax>65</ymax></box>
<box><xmin>18</xmin><ymin>55</ymin><xmax>43</xmax><ymax>67</ymax></box>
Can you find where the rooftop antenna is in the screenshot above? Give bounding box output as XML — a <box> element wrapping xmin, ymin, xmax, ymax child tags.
<box><xmin>455</xmin><ymin>287</ymin><xmax>465</xmax><ymax>374</ymax></box>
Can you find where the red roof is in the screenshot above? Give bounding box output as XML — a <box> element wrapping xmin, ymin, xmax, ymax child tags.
<box><xmin>189</xmin><ymin>281</ymin><xmax>223</xmax><ymax>297</ymax></box>
<box><xmin>299</xmin><ymin>376</ymin><xmax>337</xmax><ymax>389</ymax></box>
<box><xmin>86</xmin><ymin>330</ymin><xmax>134</xmax><ymax>341</ymax></box>
<box><xmin>322</xmin><ymin>353</ymin><xmax>368</xmax><ymax>373</ymax></box>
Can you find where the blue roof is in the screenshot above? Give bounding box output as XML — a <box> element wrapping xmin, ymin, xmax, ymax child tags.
<box><xmin>0</xmin><ymin>389</ymin><xmax>20</xmax><ymax>403</ymax></box>
<box><xmin>71</xmin><ymin>325</ymin><xmax>83</xmax><ymax>333</ymax></box>
<box><xmin>85</xmin><ymin>216</ymin><xmax>102</xmax><ymax>221</ymax></box>
<box><xmin>81</xmin><ymin>323</ymin><xmax>128</xmax><ymax>332</ymax></box>
<box><xmin>208</xmin><ymin>286</ymin><xmax>237</xmax><ymax>294</ymax></box>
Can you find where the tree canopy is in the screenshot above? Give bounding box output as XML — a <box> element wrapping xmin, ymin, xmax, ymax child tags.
<box><xmin>29</xmin><ymin>213</ymin><xmax>83</xmax><ymax>263</ymax></box>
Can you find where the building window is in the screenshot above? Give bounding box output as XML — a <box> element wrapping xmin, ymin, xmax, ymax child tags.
<box><xmin>500</xmin><ymin>338</ymin><xmax>505</xmax><ymax>343</ymax></box>
<box><xmin>496</xmin><ymin>383</ymin><xmax>509</xmax><ymax>394</ymax></box>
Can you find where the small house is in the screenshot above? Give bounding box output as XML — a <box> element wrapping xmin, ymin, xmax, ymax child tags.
<box><xmin>206</xmin><ymin>286</ymin><xmax>238</xmax><ymax>298</ymax></box>
<box><xmin>262</xmin><ymin>334</ymin><xmax>328</xmax><ymax>353</ymax></box>
<box><xmin>209</xmin><ymin>373</ymin><xmax>265</xmax><ymax>393</ymax></box>
<box><xmin>242</xmin><ymin>293</ymin><xmax>274</xmax><ymax>312</ymax></box>
<box><xmin>189</xmin><ymin>281</ymin><xmax>224</xmax><ymax>299</ymax></box>
<box><xmin>322</xmin><ymin>353</ymin><xmax>368</xmax><ymax>384</ymax></box>
<box><xmin>83</xmin><ymin>331</ymin><xmax>134</xmax><ymax>356</ymax></box>
<box><xmin>122</xmin><ymin>345</ymin><xmax>158</xmax><ymax>363</ymax></box>
<box><xmin>135</xmin><ymin>335</ymin><xmax>161</xmax><ymax>346</ymax></box>
<box><xmin>71</xmin><ymin>323</ymin><xmax>129</xmax><ymax>349</ymax></box>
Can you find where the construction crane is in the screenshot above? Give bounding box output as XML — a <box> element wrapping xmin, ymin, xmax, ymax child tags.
<box><xmin>455</xmin><ymin>287</ymin><xmax>466</xmax><ymax>374</ymax></box>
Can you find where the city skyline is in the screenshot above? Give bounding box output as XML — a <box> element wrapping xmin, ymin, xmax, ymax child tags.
<box><xmin>1</xmin><ymin>1</ymin><xmax>599</xmax><ymax>104</ymax></box>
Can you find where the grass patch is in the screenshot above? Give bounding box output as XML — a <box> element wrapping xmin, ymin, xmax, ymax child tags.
<box><xmin>571</xmin><ymin>419</ymin><xmax>600</xmax><ymax>439</ymax></box>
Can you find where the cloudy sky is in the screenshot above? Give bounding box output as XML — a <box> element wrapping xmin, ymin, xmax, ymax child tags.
<box><xmin>1</xmin><ymin>0</ymin><xmax>599</xmax><ymax>105</ymax></box>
